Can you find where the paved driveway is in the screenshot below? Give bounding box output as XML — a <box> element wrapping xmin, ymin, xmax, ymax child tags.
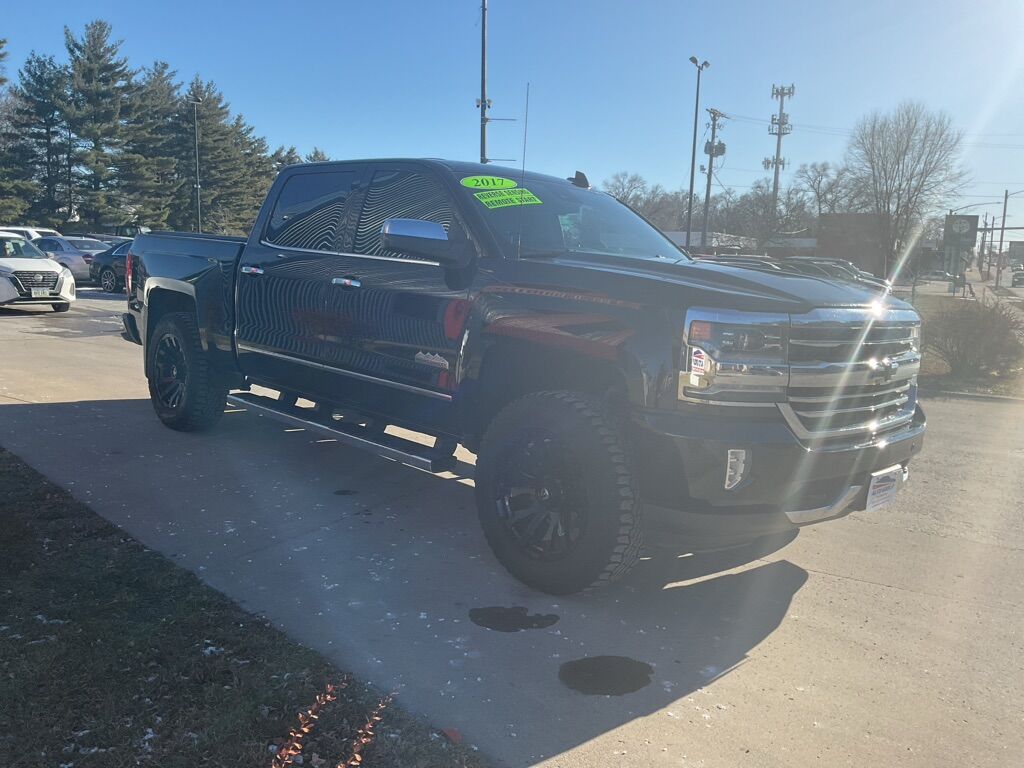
<box><xmin>1</xmin><ymin>292</ymin><xmax>1022</xmax><ymax>767</ymax></box>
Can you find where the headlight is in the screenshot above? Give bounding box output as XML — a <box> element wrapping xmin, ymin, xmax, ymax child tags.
<box><xmin>681</xmin><ymin>308</ymin><xmax>789</xmax><ymax>403</ymax></box>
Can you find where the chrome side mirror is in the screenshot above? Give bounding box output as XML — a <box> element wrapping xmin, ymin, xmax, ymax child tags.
<box><xmin>380</xmin><ymin>218</ymin><xmax>473</xmax><ymax>268</ymax></box>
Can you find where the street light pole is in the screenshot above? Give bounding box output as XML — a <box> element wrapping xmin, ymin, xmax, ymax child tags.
<box><xmin>685</xmin><ymin>57</ymin><xmax>709</xmax><ymax>249</ymax></box>
<box><xmin>189</xmin><ymin>99</ymin><xmax>203</xmax><ymax>233</ymax></box>
<box><xmin>479</xmin><ymin>0</ymin><xmax>488</xmax><ymax>164</ymax></box>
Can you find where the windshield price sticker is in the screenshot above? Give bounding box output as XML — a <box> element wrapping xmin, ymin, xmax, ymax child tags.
<box><xmin>460</xmin><ymin>175</ymin><xmax>518</xmax><ymax>189</ymax></box>
<box><xmin>473</xmin><ymin>188</ymin><xmax>543</xmax><ymax>209</ymax></box>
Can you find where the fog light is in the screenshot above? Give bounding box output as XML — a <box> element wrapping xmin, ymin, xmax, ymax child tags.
<box><xmin>724</xmin><ymin>449</ymin><xmax>748</xmax><ymax>490</ymax></box>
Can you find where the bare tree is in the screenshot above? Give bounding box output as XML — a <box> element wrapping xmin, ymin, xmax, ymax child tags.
<box><xmin>846</xmin><ymin>101</ymin><xmax>967</xmax><ymax>268</ymax></box>
<box><xmin>793</xmin><ymin>161</ymin><xmax>855</xmax><ymax>217</ymax></box>
<box><xmin>602</xmin><ymin>172</ymin><xmax>648</xmax><ymax>208</ymax></box>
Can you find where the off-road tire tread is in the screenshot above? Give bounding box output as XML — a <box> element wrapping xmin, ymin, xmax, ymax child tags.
<box><xmin>476</xmin><ymin>390</ymin><xmax>643</xmax><ymax>593</ymax></box>
<box><xmin>149</xmin><ymin>312</ymin><xmax>226</xmax><ymax>432</ymax></box>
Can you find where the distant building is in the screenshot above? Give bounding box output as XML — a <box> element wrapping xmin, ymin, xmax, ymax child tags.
<box><xmin>764</xmin><ymin>237</ymin><xmax>817</xmax><ymax>258</ymax></box>
<box><xmin>817</xmin><ymin>213</ymin><xmax>891</xmax><ymax>277</ymax></box>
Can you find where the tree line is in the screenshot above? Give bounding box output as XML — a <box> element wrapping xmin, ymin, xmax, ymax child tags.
<box><xmin>604</xmin><ymin>101</ymin><xmax>966</xmax><ymax>259</ymax></box>
<box><xmin>0</xmin><ymin>22</ymin><xmax>325</xmax><ymax>234</ymax></box>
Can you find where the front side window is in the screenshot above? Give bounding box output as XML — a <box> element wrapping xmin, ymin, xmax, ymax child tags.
<box><xmin>266</xmin><ymin>171</ymin><xmax>358</xmax><ymax>251</ymax></box>
<box><xmin>36</xmin><ymin>238</ymin><xmax>61</xmax><ymax>251</ymax></box>
<box><xmin>354</xmin><ymin>169</ymin><xmax>455</xmax><ymax>259</ymax></box>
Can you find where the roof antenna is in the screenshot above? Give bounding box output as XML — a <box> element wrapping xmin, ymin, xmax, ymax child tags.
<box><xmin>515</xmin><ymin>82</ymin><xmax>530</xmax><ymax>260</ymax></box>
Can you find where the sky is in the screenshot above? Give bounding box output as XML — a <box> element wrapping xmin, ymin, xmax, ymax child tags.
<box><xmin>4</xmin><ymin>0</ymin><xmax>1024</xmax><ymax>236</ymax></box>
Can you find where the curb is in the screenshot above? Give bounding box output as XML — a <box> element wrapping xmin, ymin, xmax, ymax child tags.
<box><xmin>918</xmin><ymin>388</ymin><xmax>1024</xmax><ymax>404</ymax></box>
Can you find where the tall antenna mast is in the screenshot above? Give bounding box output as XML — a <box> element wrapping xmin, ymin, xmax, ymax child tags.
<box><xmin>479</xmin><ymin>0</ymin><xmax>489</xmax><ymax>163</ymax></box>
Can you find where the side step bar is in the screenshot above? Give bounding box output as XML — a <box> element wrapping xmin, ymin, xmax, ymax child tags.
<box><xmin>226</xmin><ymin>393</ymin><xmax>457</xmax><ymax>473</ymax></box>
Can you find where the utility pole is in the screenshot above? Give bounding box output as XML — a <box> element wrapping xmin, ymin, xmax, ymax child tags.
<box><xmin>995</xmin><ymin>188</ymin><xmax>1009</xmax><ymax>287</ymax></box>
<box><xmin>685</xmin><ymin>57</ymin><xmax>710</xmax><ymax>249</ymax></box>
<box><xmin>763</xmin><ymin>84</ymin><xmax>794</xmax><ymax>222</ymax></box>
<box><xmin>700</xmin><ymin>108</ymin><xmax>726</xmax><ymax>251</ymax></box>
<box><xmin>478</xmin><ymin>0</ymin><xmax>489</xmax><ymax>164</ymax></box>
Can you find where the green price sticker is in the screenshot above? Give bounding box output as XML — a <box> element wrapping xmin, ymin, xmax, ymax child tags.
<box><xmin>473</xmin><ymin>188</ymin><xmax>543</xmax><ymax>209</ymax></box>
<box><xmin>460</xmin><ymin>175</ymin><xmax>518</xmax><ymax>189</ymax></box>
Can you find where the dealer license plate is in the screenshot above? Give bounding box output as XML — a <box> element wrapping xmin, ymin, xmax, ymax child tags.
<box><xmin>866</xmin><ymin>465</ymin><xmax>903</xmax><ymax>513</ymax></box>
<box><xmin>31</xmin><ymin>288</ymin><xmax>50</xmax><ymax>298</ymax></box>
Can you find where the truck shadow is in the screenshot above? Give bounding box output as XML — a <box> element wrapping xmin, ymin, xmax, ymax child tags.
<box><xmin>0</xmin><ymin>396</ymin><xmax>807</xmax><ymax>765</ymax></box>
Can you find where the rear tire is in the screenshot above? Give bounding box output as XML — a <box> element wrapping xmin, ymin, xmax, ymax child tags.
<box><xmin>475</xmin><ymin>391</ymin><xmax>642</xmax><ymax>594</ymax></box>
<box><xmin>147</xmin><ymin>312</ymin><xmax>227</xmax><ymax>432</ymax></box>
<box><xmin>51</xmin><ymin>303</ymin><xmax>70</xmax><ymax>312</ymax></box>
<box><xmin>99</xmin><ymin>268</ymin><xmax>118</xmax><ymax>293</ymax></box>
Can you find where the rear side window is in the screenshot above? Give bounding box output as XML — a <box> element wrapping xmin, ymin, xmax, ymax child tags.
<box><xmin>266</xmin><ymin>171</ymin><xmax>358</xmax><ymax>251</ymax></box>
<box><xmin>354</xmin><ymin>169</ymin><xmax>454</xmax><ymax>259</ymax></box>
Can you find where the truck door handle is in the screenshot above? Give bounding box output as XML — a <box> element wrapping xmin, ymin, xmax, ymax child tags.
<box><xmin>240</xmin><ymin>265</ymin><xmax>264</xmax><ymax>275</ymax></box>
<box><xmin>331</xmin><ymin>277</ymin><xmax>362</xmax><ymax>289</ymax></box>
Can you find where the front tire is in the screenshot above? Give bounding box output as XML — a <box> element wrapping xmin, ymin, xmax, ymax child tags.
<box><xmin>475</xmin><ymin>391</ymin><xmax>642</xmax><ymax>594</ymax></box>
<box><xmin>51</xmin><ymin>303</ymin><xmax>70</xmax><ymax>312</ymax></box>
<box><xmin>147</xmin><ymin>312</ymin><xmax>227</xmax><ymax>432</ymax></box>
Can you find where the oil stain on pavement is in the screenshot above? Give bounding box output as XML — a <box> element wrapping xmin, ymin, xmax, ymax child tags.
<box><xmin>468</xmin><ymin>606</ymin><xmax>559</xmax><ymax>632</ymax></box>
<box><xmin>558</xmin><ymin>656</ymin><xmax>653</xmax><ymax>695</ymax></box>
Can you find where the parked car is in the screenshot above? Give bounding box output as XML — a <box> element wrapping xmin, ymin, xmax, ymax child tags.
<box><xmin>0</xmin><ymin>225</ymin><xmax>63</xmax><ymax>241</ymax></box>
<box><xmin>90</xmin><ymin>240</ymin><xmax>132</xmax><ymax>292</ymax></box>
<box><xmin>31</xmin><ymin>236</ymin><xmax>108</xmax><ymax>283</ymax></box>
<box><xmin>123</xmin><ymin>158</ymin><xmax>925</xmax><ymax>594</ymax></box>
<box><xmin>65</xmin><ymin>232</ymin><xmax>132</xmax><ymax>246</ymax></box>
<box><xmin>0</xmin><ymin>231</ymin><xmax>76</xmax><ymax>312</ymax></box>
<box><xmin>1012</xmin><ymin>271</ymin><xmax>1024</xmax><ymax>287</ymax></box>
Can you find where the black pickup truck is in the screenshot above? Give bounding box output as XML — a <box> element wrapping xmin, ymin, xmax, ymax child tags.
<box><xmin>123</xmin><ymin>158</ymin><xmax>926</xmax><ymax>594</ymax></box>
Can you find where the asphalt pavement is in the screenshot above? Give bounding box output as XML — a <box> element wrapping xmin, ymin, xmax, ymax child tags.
<box><xmin>1</xmin><ymin>290</ymin><xmax>1022</xmax><ymax>767</ymax></box>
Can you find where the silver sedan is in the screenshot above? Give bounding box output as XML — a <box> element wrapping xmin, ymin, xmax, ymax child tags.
<box><xmin>31</xmin><ymin>236</ymin><xmax>108</xmax><ymax>283</ymax></box>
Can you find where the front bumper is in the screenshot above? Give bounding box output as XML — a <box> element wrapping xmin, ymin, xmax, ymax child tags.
<box><xmin>632</xmin><ymin>403</ymin><xmax>926</xmax><ymax>547</ymax></box>
<box><xmin>0</xmin><ymin>273</ymin><xmax>75</xmax><ymax>307</ymax></box>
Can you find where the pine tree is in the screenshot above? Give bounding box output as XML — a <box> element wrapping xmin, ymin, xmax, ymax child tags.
<box><xmin>0</xmin><ymin>39</ymin><xmax>37</xmax><ymax>221</ymax></box>
<box><xmin>64</xmin><ymin>20</ymin><xmax>133</xmax><ymax>228</ymax></box>
<box><xmin>119</xmin><ymin>61</ymin><xmax>180</xmax><ymax>228</ymax></box>
<box><xmin>272</xmin><ymin>145</ymin><xmax>302</xmax><ymax>170</ymax></box>
<box><xmin>304</xmin><ymin>147</ymin><xmax>330</xmax><ymax>163</ymax></box>
<box><xmin>169</xmin><ymin>77</ymin><xmax>272</xmax><ymax>234</ymax></box>
<box><xmin>12</xmin><ymin>53</ymin><xmax>71</xmax><ymax>224</ymax></box>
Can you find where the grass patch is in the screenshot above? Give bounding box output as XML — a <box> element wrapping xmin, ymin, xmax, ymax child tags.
<box><xmin>0</xmin><ymin>448</ymin><xmax>487</xmax><ymax>768</ymax></box>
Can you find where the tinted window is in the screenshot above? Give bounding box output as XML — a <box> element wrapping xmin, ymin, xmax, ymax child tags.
<box><xmin>36</xmin><ymin>238</ymin><xmax>60</xmax><ymax>251</ymax></box>
<box><xmin>114</xmin><ymin>242</ymin><xmax>131</xmax><ymax>255</ymax></box>
<box><xmin>266</xmin><ymin>171</ymin><xmax>358</xmax><ymax>250</ymax></box>
<box><xmin>354</xmin><ymin>169</ymin><xmax>454</xmax><ymax>259</ymax></box>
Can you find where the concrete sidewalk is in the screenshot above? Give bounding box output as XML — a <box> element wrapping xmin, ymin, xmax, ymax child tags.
<box><xmin>1</xmin><ymin>292</ymin><xmax>1022</xmax><ymax>767</ymax></box>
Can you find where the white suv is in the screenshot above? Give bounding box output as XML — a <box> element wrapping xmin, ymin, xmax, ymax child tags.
<box><xmin>0</xmin><ymin>232</ymin><xmax>76</xmax><ymax>312</ymax></box>
<box><xmin>0</xmin><ymin>225</ymin><xmax>63</xmax><ymax>241</ymax></box>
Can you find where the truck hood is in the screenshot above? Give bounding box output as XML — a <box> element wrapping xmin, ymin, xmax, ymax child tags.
<box><xmin>0</xmin><ymin>258</ymin><xmax>64</xmax><ymax>274</ymax></box>
<box><xmin>544</xmin><ymin>253</ymin><xmax>911</xmax><ymax>313</ymax></box>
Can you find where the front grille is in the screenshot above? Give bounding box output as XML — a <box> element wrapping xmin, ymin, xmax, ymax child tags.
<box><xmin>13</xmin><ymin>270</ymin><xmax>59</xmax><ymax>292</ymax></box>
<box><xmin>782</xmin><ymin>308</ymin><xmax>920</xmax><ymax>442</ymax></box>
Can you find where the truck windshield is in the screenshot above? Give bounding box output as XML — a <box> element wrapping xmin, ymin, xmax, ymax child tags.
<box><xmin>0</xmin><ymin>236</ymin><xmax>47</xmax><ymax>259</ymax></box>
<box><xmin>460</xmin><ymin>177</ymin><xmax>688</xmax><ymax>262</ymax></box>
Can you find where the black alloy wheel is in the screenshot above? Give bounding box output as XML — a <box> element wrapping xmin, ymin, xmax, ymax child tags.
<box><xmin>153</xmin><ymin>332</ymin><xmax>189</xmax><ymax>410</ymax></box>
<box><xmin>495</xmin><ymin>431</ymin><xmax>588</xmax><ymax>561</ymax></box>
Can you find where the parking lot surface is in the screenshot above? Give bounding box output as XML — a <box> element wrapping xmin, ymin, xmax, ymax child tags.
<box><xmin>1</xmin><ymin>291</ymin><xmax>1022</xmax><ymax>767</ymax></box>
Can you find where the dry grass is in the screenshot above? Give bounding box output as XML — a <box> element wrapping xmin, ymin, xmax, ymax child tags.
<box><xmin>0</xmin><ymin>448</ymin><xmax>488</xmax><ymax>768</ymax></box>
